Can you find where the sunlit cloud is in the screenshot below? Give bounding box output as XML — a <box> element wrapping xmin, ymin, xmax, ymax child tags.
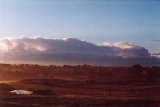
<box><xmin>0</xmin><ymin>37</ymin><xmax>159</xmax><ymax>65</ymax></box>
<box><xmin>98</xmin><ymin>41</ymin><xmax>139</xmax><ymax>49</ymax></box>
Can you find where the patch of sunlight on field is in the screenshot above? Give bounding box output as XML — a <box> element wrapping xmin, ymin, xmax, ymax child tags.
<box><xmin>0</xmin><ymin>81</ymin><xmax>15</xmax><ymax>83</ymax></box>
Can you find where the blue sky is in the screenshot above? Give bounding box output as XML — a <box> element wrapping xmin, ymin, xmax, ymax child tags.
<box><xmin>0</xmin><ymin>0</ymin><xmax>160</xmax><ymax>53</ymax></box>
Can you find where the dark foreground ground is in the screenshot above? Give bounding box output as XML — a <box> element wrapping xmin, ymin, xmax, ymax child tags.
<box><xmin>0</xmin><ymin>79</ymin><xmax>160</xmax><ymax>107</ymax></box>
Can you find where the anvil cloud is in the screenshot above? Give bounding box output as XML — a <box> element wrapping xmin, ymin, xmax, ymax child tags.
<box><xmin>0</xmin><ymin>37</ymin><xmax>159</xmax><ymax>66</ymax></box>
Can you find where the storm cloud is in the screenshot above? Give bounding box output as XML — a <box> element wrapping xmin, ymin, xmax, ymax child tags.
<box><xmin>0</xmin><ymin>37</ymin><xmax>159</xmax><ymax>66</ymax></box>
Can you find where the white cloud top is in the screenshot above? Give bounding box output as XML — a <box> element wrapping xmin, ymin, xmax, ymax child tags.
<box><xmin>98</xmin><ymin>41</ymin><xmax>137</xmax><ymax>49</ymax></box>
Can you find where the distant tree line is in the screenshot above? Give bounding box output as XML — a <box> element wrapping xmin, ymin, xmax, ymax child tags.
<box><xmin>0</xmin><ymin>63</ymin><xmax>159</xmax><ymax>83</ymax></box>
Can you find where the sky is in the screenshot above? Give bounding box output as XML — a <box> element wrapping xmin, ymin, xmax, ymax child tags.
<box><xmin>0</xmin><ymin>0</ymin><xmax>160</xmax><ymax>65</ymax></box>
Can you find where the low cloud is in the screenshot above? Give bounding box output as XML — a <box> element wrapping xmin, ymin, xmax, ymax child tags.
<box><xmin>153</xmin><ymin>53</ymin><xmax>160</xmax><ymax>56</ymax></box>
<box><xmin>0</xmin><ymin>37</ymin><xmax>159</xmax><ymax>66</ymax></box>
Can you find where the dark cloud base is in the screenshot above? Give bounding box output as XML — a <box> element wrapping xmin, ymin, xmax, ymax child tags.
<box><xmin>2</xmin><ymin>53</ymin><xmax>160</xmax><ymax>66</ymax></box>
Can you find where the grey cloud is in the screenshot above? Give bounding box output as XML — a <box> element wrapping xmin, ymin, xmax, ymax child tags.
<box><xmin>153</xmin><ymin>53</ymin><xmax>160</xmax><ymax>55</ymax></box>
<box><xmin>0</xmin><ymin>37</ymin><xmax>159</xmax><ymax>66</ymax></box>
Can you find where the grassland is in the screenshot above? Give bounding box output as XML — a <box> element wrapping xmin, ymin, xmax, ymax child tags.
<box><xmin>0</xmin><ymin>64</ymin><xmax>160</xmax><ymax>107</ymax></box>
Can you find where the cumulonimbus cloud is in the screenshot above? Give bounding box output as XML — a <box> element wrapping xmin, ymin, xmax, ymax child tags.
<box><xmin>0</xmin><ymin>37</ymin><xmax>159</xmax><ymax>66</ymax></box>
